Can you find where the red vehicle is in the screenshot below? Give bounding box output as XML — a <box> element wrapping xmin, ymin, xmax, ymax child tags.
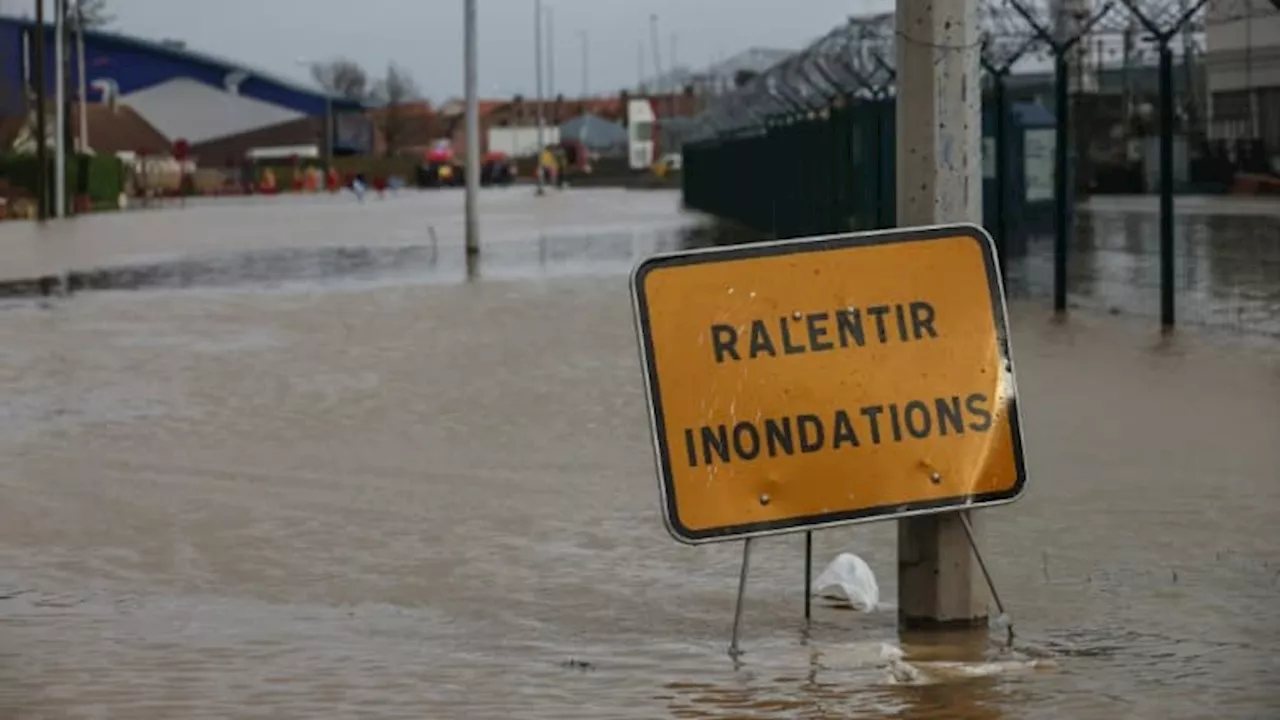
<box><xmin>418</xmin><ymin>141</ymin><xmax>463</xmax><ymax>187</ymax></box>
<box><xmin>416</xmin><ymin>142</ymin><xmax>517</xmax><ymax>188</ymax></box>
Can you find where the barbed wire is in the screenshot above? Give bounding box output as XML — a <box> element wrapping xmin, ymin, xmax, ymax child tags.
<box><xmin>688</xmin><ymin>0</ymin><xmax>1278</xmax><ymax>142</ymax></box>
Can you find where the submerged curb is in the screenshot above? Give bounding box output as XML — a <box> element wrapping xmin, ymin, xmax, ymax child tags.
<box><xmin>0</xmin><ymin>274</ymin><xmax>67</xmax><ymax>299</ymax></box>
<box><xmin>0</xmin><ymin>245</ymin><xmax>450</xmax><ymax>300</ymax></box>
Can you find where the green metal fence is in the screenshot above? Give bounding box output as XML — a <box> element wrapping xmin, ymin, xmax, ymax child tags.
<box><xmin>679</xmin><ymin>0</ymin><xmax>1275</xmax><ymax>332</ymax></box>
<box><xmin>682</xmin><ymin>97</ymin><xmax>1043</xmax><ymax>272</ymax></box>
<box><xmin>683</xmin><ymin>100</ymin><xmax>895</xmax><ymax>238</ymax></box>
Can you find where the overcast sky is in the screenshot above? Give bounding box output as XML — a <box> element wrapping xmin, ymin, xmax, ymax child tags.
<box><xmin>9</xmin><ymin>0</ymin><xmax>893</xmax><ymax>100</ymax></box>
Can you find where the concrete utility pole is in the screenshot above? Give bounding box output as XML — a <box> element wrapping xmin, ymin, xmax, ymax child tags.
<box><xmin>54</xmin><ymin>0</ymin><xmax>66</xmax><ymax>218</ymax></box>
<box><xmin>894</xmin><ymin>0</ymin><xmax>988</xmax><ymax>628</ymax></box>
<box><xmin>534</xmin><ymin>0</ymin><xmax>545</xmax><ymax>195</ymax></box>
<box><xmin>464</xmin><ymin>0</ymin><xmax>480</xmax><ymax>256</ymax></box>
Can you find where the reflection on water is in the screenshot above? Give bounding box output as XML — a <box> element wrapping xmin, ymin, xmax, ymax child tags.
<box><xmin>1</xmin><ymin>265</ymin><xmax>1277</xmax><ymax>718</ymax></box>
<box><xmin>7</xmin><ymin>202</ymin><xmax>1273</xmax><ymax>341</ymax></box>
<box><xmin>1008</xmin><ymin>210</ymin><xmax>1280</xmax><ymax>336</ymax></box>
<box><xmin>0</xmin><ymin>226</ymin><xmax>703</xmax><ymax>299</ymax></box>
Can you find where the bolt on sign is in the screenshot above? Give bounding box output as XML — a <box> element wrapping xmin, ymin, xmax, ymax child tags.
<box><xmin>630</xmin><ymin>224</ymin><xmax>1028</xmax><ymax>545</ymax></box>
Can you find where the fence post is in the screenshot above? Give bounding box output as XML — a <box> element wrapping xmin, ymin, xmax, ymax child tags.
<box><xmin>1158</xmin><ymin>44</ymin><xmax>1175</xmax><ymax>328</ymax></box>
<box><xmin>825</xmin><ymin>112</ymin><xmax>839</xmax><ymax>233</ymax></box>
<box><xmin>1053</xmin><ymin>53</ymin><xmax>1070</xmax><ymax>314</ymax></box>
<box><xmin>876</xmin><ymin>98</ymin><xmax>895</xmax><ymax>229</ymax></box>
<box><xmin>981</xmin><ymin>20</ymin><xmax>1044</xmax><ymax>281</ymax></box>
<box><xmin>1119</xmin><ymin>0</ymin><xmax>1210</xmax><ymax>330</ymax></box>
<box><xmin>992</xmin><ymin>71</ymin><xmax>1010</xmax><ymax>278</ymax></box>
<box><xmin>1007</xmin><ymin>0</ymin><xmax>1116</xmax><ymax>315</ymax></box>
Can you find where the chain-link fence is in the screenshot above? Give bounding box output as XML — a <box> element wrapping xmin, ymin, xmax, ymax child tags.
<box><xmin>681</xmin><ymin>0</ymin><xmax>1280</xmax><ymax>336</ymax></box>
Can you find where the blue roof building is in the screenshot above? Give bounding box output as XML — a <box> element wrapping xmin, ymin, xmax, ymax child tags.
<box><xmin>0</xmin><ymin>16</ymin><xmax>373</xmax><ymax>156</ymax></box>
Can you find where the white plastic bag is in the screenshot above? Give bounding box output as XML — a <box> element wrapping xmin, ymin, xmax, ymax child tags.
<box><xmin>812</xmin><ymin>552</ymin><xmax>880</xmax><ymax>611</ymax></box>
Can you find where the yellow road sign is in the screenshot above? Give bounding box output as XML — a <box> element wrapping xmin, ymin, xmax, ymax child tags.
<box><xmin>630</xmin><ymin>224</ymin><xmax>1027</xmax><ymax>545</ymax></box>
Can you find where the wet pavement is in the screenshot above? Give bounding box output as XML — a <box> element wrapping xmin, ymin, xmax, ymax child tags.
<box><xmin>0</xmin><ymin>189</ymin><xmax>1278</xmax><ymax>718</ymax></box>
<box><xmin>0</xmin><ymin>187</ymin><xmax>692</xmax><ymax>287</ymax></box>
<box><xmin>4</xmin><ymin>189</ymin><xmax>1277</xmax><ymax>337</ymax></box>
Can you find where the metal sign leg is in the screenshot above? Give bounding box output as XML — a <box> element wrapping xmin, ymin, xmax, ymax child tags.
<box><xmin>729</xmin><ymin>537</ymin><xmax>753</xmax><ymax>659</ymax></box>
<box><xmin>804</xmin><ymin>532</ymin><xmax>812</xmax><ymax>624</ymax></box>
<box><xmin>959</xmin><ymin>512</ymin><xmax>1015</xmax><ymax>648</ymax></box>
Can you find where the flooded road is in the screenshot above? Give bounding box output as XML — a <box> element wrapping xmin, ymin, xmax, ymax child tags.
<box><xmin>0</xmin><ymin>190</ymin><xmax>1278</xmax><ymax>718</ymax></box>
<box><xmin>1013</xmin><ymin>197</ymin><xmax>1280</xmax><ymax>336</ymax></box>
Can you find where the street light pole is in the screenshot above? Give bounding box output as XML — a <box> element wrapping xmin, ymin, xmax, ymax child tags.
<box><xmin>546</xmin><ymin>5</ymin><xmax>555</xmax><ymax>99</ymax></box>
<box><xmin>464</xmin><ymin>0</ymin><xmax>480</xmax><ymax>256</ymax></box>
<box><xmin>580</xmin><ymin>30</ymin><xmax>588</xmax><ymax>96</ymax></box>
<box><xmin>33</xmin><ymin>0</ymin><xmax>48</xmax><ymax>221</ymax></box>
<box><xmin>534</xmin><ymin>0</ymin><xmax>545</xmax><ymax>195</ymax></box>
<box><xmin>54</xmin><ymin>0</ymin><xmax>66</xmax><ymax>218</ymax></box>
<box><xmin>75</xmin><ymin>0</ymin><xmax>88</xmax><ymax>153</ymax></box>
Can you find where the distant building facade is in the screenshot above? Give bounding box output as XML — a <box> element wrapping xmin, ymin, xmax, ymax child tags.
<box><xmin>0</xmin><ymin>17</ymin><xmax>370</xmax><ymax>162</ymax></box>
<box><xmin>1204</xmin><ymin>0</ymin><xmax>1280</xmax><ymax>150</ymax></box>
<box><xmin>436</xmin><ymin>92</ymin><xmax>700</xmax><ymax>159</ymax></box>
<box><xmin>645</xmin><ymin>47</ymin><xmax>794</xmax><ymax>97</ymax></box>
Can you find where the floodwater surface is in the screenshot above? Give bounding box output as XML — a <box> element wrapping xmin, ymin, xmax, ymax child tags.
<box><xmin>1013</xmin><ymin>199</ymin><xmax>1280</xmax><ymax>336</ymax></box>
<box><xmin>0</xmin><ymin>191</ymin><xmax>1277</xmax><ymax>718</ymax></box>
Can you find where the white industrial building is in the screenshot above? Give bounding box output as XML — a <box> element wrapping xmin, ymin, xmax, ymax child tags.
<box><xmin>1204</xmin><ymin>0</ymin><xmax>1280</xmax><ymax>151</ymax></box>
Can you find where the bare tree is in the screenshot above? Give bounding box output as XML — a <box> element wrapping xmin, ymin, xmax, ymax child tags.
<box><xmin>75</xmin><ymin>0</ymin><xmax>114</xmax><ymax>29</ymax></box>
<box><xmin>370</xmin><ymin>63</ymin><xmax>420</xmax><ymax>157</ymax></box>
<box><xmin>310</xmin><ymin>57</ymin><xmax>371</xmax><ymax>102</ymax></box>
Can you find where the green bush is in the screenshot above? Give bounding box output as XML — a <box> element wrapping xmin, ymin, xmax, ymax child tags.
<box><xmin>0</xmin><ymin>153</ymin><xmax>123</xmax><ymax>203</ymax></box>
<box><xmin>0</xmin><ymin>154</ymin><xmax>42</xmax><ymax>195</ymax></box>
<box><xmin>84</xmin><ymin>155</ymin><xmax>125</xmax><ymax>202</ymax></box>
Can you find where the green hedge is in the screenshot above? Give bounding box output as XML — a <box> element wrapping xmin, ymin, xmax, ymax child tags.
<box><xmin>0</xmin><ymin>154</ymin><xmax>42</xmax><ymax>195</ymax></box>
<box><xmin>0</xmin><ymin>153</ymin><xmax>125</xmax><ymax>204</ymax></box>
<box><xmin>81</xmin><ymin>155</ymin><xmax>126</xmax><ymax>202</ymax></box>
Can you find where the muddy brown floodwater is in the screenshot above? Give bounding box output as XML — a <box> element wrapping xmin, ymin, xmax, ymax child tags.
<box><xmin>0</xmin><ymin>190</ymin><xmax>1278</xmax><ymax>719</ymax></box>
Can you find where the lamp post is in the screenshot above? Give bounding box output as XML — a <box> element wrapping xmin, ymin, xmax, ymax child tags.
<box><xmin>579</xmin><ymin>30</ymin><xmax>588</xmax><ymax>96</ymax></box>
<box><xmin>54</xmin><ymin>0</ymin><xmax>66</xmax><ymax>218</ymax></box>
<box><xmin>464</xmin><ymin>0</ymin><xmax>480</xmax><ymax>255</ymax></box>
<box><xmin>545</xmin><ymin>5</ymin><xmax>555</xmax><ymax>99</ymax></box>
<box><xmin>534</xmin><ymin>0</ymin><xmax>545</xmax><ymax>195</ymax></box>
<box><xmin>33</xmin><ymin>0</ymin><xmax>48</xmax><ymax>221</ymax></box>
<box><xmin>74</xmin><ymin>0</ymin><xmax>87</xmax><ymax>153</ymax></box>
